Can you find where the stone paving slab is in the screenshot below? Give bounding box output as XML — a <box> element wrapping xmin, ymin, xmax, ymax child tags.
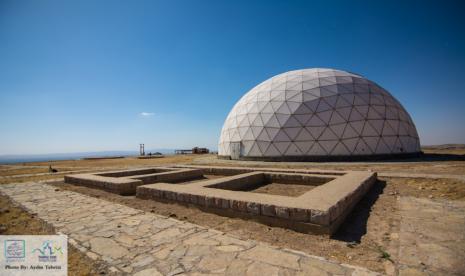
<box><xmin>398</xmin><ymin>196</ymin><xmax>465</xmax><ymax>276</ymax></box>
<box><xmin>0</xmin><ymin>182</ymin><xmax>379</xmax><ymax>276</ymax></box>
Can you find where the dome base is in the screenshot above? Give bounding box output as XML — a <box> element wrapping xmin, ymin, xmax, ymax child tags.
<box><xmin>218</xmin><ymin>152</ymin><xmax>423</xmax><ymax>162</ymax></box>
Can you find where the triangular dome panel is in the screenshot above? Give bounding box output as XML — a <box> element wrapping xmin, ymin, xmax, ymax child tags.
<box><xmin>295</xmin><ymin>141</ymin><xmax>314</xmax><ymax>154</ymax></box>
<box><xmin>285</xmin><ymin>143</ymin><xmax>303</xmax><ymax>155</ymax></box>
<box><xmin>331</xmin><ymin>142</ymin><xmax>351</xmax><ymax>155</ymax></box>
<box><xmin>264</xmin><ymin>143</ymin><xmax>281</xmax><ymax>156</ymax></box>
<box><xmin>308</xmin><ymin>143</ymin><xmax>327</xmax><ymax>155</ymax></box>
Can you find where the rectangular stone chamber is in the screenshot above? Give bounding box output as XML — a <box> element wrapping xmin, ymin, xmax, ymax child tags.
<box><xmin>136</xmin><ymin>166</ymin><xmax>377</xmax><ymax>235</ymax></box>
<box><xmin>64</xmin><ymin>167</ymin><xmax>205</xmax><ymax>195</ymax></box>
<box><xmin>206</xmin><ymin>171</ymin><xmax>331</xmax><ymax>197</ymax></box>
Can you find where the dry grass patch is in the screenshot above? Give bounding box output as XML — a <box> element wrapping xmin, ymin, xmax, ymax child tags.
<box><xmin>383</xmin><ymin>177</ymin><xmax>465</xmax><ymax>200</ymax></box>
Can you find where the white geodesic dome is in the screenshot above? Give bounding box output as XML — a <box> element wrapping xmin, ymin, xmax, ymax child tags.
<box><xmin>218</xmin><ymin>68</ymin><xmax>420</xmax><ymax>160</ymax></box>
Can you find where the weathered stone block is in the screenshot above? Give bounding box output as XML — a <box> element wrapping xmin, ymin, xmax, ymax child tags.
<box><xmin>197</xmin><ymin>195</ymin><xmax>206</xmax><ymax>206</ymax></box>
<box><xmin>213</xmin><ymin>197</ymin><xmax>223</xmax><ymax>208</ymax></box>
<box><xmin>261</xmin><ymin>204</ymin><xmax>276</xmax><ymax>217</ymax></box>
<box><xmin>329</xmin><ymin>204</ymin><xmax>339</xmax><ymax>223</ymax></box>
<box><xmin>231</xmin><ymin>200</ymin><xmax>247</xmax><ymax>212</ymax></box>
<box><xmin>289</xmin><ymin>208</ymin><xmax>309</xmax><ymax>222</ymax></box>
<box><xmin>188</xmin><ymin>194</ymin><xmax>198</xmax><ymax>205</ymax></box>
<box><xmin>311</xmin><ymin>210</ymin><xmax>329</xmax><ymax>225</ymax></box>
<box><xmin>176</xmin><ymin>193</ymin><xmax>186</xmax><ymax>202</ymax></box>
<box><xmin>205</xmin><ymin>196</ymin><xmax>215</xmax><ymax>208</ymax></box>
<box><xmin>181</xmin><ymin>193</ymin><xmax>191</xmax><ymax>203</ymax></box>
<box><xmin>140</xmin><ymin>187</ymin><xmax>154</xmax><ymax>198</ymax></box>
<box><xmin>227</xmin><ymin>199</ymin><xmax>235</xmax><ymax>210</ymax></box>
<box><xmin>246</xmin><ymin>202</ymin><xmax>260</xmax><ymax>215</ymax></box>
<box><xmin>275</xmin><ymin>207</ymin><xmax>290</xmax><ymax>219</ymax></box>
<box><xmin>220</xmin><ymin>198</ymin><xmax>230</xmax><ymax>209</ymax></box>
<box><xmin>166</xmin><ymin>191</ymin><xmax>176</xmax><ymax>201</ymax></box>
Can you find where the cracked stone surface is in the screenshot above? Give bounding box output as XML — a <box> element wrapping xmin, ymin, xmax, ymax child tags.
<box><xmin>0</xmin><ymin>182</ymin><xmax>378</xmax><ymax>275</ymax></box>
<box><xmin>398</xmin><ymin>197</ymin><xmax>465</xmax><ymax>276</ymax></box>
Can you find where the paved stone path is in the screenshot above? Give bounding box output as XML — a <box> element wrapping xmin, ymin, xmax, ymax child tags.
<box><xmin>398</xmin><ymin>197</ymin><xmax>465</xmax><ymax>276</ymax></box>
<box><xmin>0</xmin><ymin>182</ymin><xmax>378</xmax><ymax>276</ymax></box>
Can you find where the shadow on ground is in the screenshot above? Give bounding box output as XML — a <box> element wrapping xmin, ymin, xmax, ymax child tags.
<box><xmin>332</xmin><ymin>180</ymin><xmax>386</xmax><ymax>243</ymax></box>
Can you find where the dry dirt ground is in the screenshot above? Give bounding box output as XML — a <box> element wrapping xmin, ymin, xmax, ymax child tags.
<box><xmin>0</xmin><ymin>155</ymin><xmax>198</xmax><ymax>184</ymax></box>
<box><xmin>250</xmin><ymin>182</ymin><xmax>316</xmax><ymax>197</ymax></box>
<box><xmin>193</xmin><ymin>148</ymin><xmax>465</xmax><ymax>176</ymax></box>
<box><xmin>0</xmin><ymin>167</ymin><xmax>65</xmax><ymax>176</ymax></box>
<box><xmin>1</xmin><ymin>150</ymin><xmax>465</xmax><ymax>274</ymax></box>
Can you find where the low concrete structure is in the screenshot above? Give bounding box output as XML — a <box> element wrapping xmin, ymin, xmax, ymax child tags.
<box><xmin>136</xmin><ymin>166</ymin><xmax>376</xmax><ymax>235</ymax></box>
<box><xmin>66</xmin><ymin>165</ymin><xmax>376</xmax><ymax>234</ymax></box>
<box><xmin>64</xmin><ymin>167</ymin><xmax>203</xmax><ymax>195</ymax></box>
<box><xmin>64</xmin><ymin>173</ymin><xmax>141</xmax><ymax>195</ymax></box>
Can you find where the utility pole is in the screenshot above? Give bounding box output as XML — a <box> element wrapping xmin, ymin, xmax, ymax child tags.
<box><xmin>139</xmin><ymin>144</ymin><xmax>145</xmax><ymax>156</ymax></box>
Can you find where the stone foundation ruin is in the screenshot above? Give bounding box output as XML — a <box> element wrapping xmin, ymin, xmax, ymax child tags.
<box><xmin>65</xmin><ymin>165</ymin><xmax>376</xmax><ymax>234</ymax></box>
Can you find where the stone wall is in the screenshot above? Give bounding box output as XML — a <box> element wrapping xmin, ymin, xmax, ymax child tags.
<box><xmin>136</xmin><ymin>168</ymin><xmax>377</xmax><ymax>235</ymax></box>
<box><xmin>65</xmin><ymin>168</ymin><xmax>204</xmax><ymax>195</ymax></box>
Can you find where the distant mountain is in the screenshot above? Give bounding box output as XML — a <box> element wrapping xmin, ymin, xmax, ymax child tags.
<box><xmin>422</xmin><ymin>144</ymin><xmax>465</xmax><ymax>150</ymax></box>
<box><xmin>0</xmin><ymin>149</ymin><xmax>176</xmax><ymax>164</ymax></box>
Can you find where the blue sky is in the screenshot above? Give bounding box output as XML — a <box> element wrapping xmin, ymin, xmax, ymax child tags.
<box><xmin>1</xmin><ymin>0</ymin><xmax>464</xmax><ymax>155</ymax></box>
